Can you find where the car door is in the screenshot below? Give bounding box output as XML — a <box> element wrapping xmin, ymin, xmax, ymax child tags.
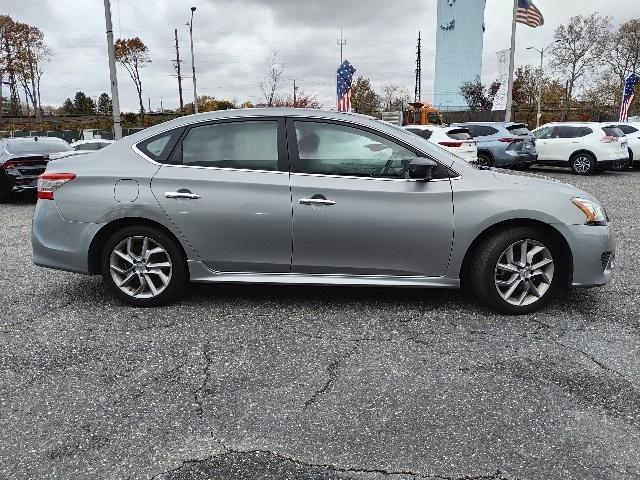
<box><xmin>533</xmin><ymin>126</ymin><xmax>554</xmax><ymax>160</ymax></box>
<box><xmin>149</xmin><ymin>118</ymin><xmax>292</xmax><ymax>273</ymax></box>
<box><xmin>288</xmin><ymin>119</ymin><xmax>454</xmax><ymax>277</ymax></box>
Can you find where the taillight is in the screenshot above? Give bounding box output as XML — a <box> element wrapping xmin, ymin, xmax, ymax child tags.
<box><xmin>600</xmin><ymin>135</ymin><xmax>618</xmax><ymax>143</ymax></box>
<box><xmin>498</xmin><ymin>137</ymin><xmax>519</xmax><ymax>144</ymax></box>
<box><xmin>37</xmin><ymin>173</ymin><xmax>76</xmax><ymax>200</ymax></box>
<box><xmin>439</xmin><ymin>141</ymin><xmax>463</xmax><ymax>147</ymax></box>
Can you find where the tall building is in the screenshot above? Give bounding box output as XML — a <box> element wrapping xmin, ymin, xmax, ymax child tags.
<box><xmin>433</xmin><ymin>0</ymin><xmax>486</xmax><ymax>110</ymax></box>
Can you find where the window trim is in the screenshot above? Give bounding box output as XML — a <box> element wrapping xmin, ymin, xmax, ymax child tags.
<box><xmin>133</xmin><ymin>117</ymin><xmax>288</xmax><ymax>173</ymax></box>
<box><xmin>286</xmin><ymin>117</ymin><xmax>457</xmax><ymax>181</ymax></box>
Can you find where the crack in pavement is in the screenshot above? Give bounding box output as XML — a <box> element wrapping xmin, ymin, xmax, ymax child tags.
<box><xmin>1</xmin><ymin>297</ymin><xmax>76</xmax><ymax>334</ymax></box>
<box><xmin>304</xmin><ymin>345</ymin><xmax>359</xmax><ymax>410</ymax></box>
<box><xmin>193</xmin><ymin>342</ymin><xmax>212</xmax><ymax>416</ymax></box>
<box><xmin>149</xmin><ymin>445</ymin><xmax>513</xmax><ymax>479</ymax></box>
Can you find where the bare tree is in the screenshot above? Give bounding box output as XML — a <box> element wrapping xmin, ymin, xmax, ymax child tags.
<box><xmin>549</xmin><ymin>13</ymin><xmax>612</xmax><ymax>119</ymax></box>
<box><xmin>115</xmin><ymin>37</ymin><xmax>151</xmax><ymax>118</ymax></box>
<box><xmin>381</xmin><ymin>83</ymin><xmax>411</xmax><ymax>112</ymax></box>
<box><xmin>259</xmin><ymin>50</ymin><xmax>282</xmax><ymax>107</ymax></box>
<box><xmin>605</xmin><ymin>19</ymin><xmax>640</xmax><ymax>107</ymax></box>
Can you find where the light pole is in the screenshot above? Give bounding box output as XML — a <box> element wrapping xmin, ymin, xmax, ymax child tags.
<box><xmin>527</xmin><ymin>43</ymin><xmax>554</xmax><ymax>128</ymax></box>
<box><xmin>187</xmin><ymin>7</ymin><xmax>198</xmax><ymax>114</ymax></box>
<box><xmin>103</xmin><ymin>0</ymin><xmax>122</xmax><ymax>139</ymax></box>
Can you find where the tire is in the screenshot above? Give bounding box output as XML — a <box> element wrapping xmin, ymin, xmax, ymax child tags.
<box><xmin>569</xmin><ymin>152</ymin><xmax>596</xmax><ymax>175</ymax></box>
<box><xmin>476</xmin><ymin>152</ymin><xmax>494</xmax><ymax>168</ymax></box>
<box><xmin>100</xmin><ymin>225</ymin><xmax>187</xmax><ymax>307</ymax></box>
<box><xmin>610</xmin><ymin>156</ymin><xmax>630</xmax><ymax>171</ymax></box>
<box><xmin>468</xmin><ymin>226</ymin><xmax>567</xmax><ymax>315</ymax></box>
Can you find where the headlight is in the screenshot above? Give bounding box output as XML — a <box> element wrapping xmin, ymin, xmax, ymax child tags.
<box><xmin>571</xmin><ymin>197</ymin><xmax>608</xmax><ymax>225</ymax></box>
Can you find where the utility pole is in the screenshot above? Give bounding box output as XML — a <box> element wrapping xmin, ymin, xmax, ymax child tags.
<box><xmin>293</xmin><ymin>79</ymin><xmax>298</xmax><ymax>107</ymax></box>
<box><xmin>414</xmin><ymin>31</ymin><xmax>422</xmax><ymax>102</ymax></box>
<box><xmin>527</xmin><ymin>44</ymin><xmax>551</xmax><ymax>128</ymax></box>
<box><xmin>504</xmin><ymin>0</ymin><xmax>517</xmax><ymax>122</ymax></box>
<box><xmin>148</xmin><ymin>97</ymin><xmax>151</xmax><ymax>113</ymax></box>
<box><xmin>337</xmin><ymin>28</ymin><xmax>347</xmax><ymax>63</ymax></box>
<box><xmin>174</xmin><ymin>28</ymin><xmax>184</xmax><ymax>112</ymax></box>
<box><xmin>187</xmin><ymin>7</ymin><xmax>198</xmax><ymax>114</ymax></box>
<box><xmin>103</xmin><ymin>0</ymin><xmax>122</xmax><ymax>140</ymax></box>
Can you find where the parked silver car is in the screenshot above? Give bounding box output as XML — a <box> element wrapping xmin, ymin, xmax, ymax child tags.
<box><xmin>32</xmin><ymin>109</ymin><xmax>615</xmax><ymax>314</ymax></box>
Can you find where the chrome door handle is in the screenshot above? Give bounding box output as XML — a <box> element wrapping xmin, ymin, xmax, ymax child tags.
<box><xmin>299</xmin><ymin>198</ymin><xmax>336</xmax><ymax>206</ymax></box>
<box><xmin>165</xmin><ymin>191</ymin><xmax>201</xmax><ymax>199</ymax></box>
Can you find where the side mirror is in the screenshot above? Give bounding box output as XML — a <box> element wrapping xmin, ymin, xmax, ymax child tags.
<box><xmin>408</xmin><ymin>157</ymin><xmax>438</xmax><ymax>181</ymax></box>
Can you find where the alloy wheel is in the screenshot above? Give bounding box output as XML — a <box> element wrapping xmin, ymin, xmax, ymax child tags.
<box><xmin>494</xmin><ymin>239</ymin><xmax>554</xmax><ymax>306</ymax></box>
<box><xmin>572</xmin><ymin>156</ymin><xmax>592</xmax><ymax>174</ymax></box>
<box><xmin>109</xmin><ymin>236</ymin><xmax>173</xmax><ymax>299</ymax></box>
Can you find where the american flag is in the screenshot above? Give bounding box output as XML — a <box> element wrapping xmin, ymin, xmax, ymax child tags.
<box><xmin>516</xmin><ymin>0</ymin><xmax>544</xmax><ymax>28</ymax></box>
<box><xmin>336</xmin><ymin>60</ymin><xmax>356</xmax><ymax>112</ymax></box>
<box><xmin>620</xmin><ymin>73</ymin><xmax>640</xmax><ymax>122</ymax></box>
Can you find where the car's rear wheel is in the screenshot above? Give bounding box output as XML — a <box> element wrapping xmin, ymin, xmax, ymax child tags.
<box><xmin>469</xmin><ymin>226</ymin><xmax>566</xmax><ymax>314</ymax></box>
<box><xmin>101</xmin><ymin>225</ymin><xmax>187</xmax><ymax>307</ymax></box>
<box><xmin>476</xmin><ymin>152</ymin><xmax>494</xmax><ymax>167</ymax></box>
<box><xmin>570</xmin><ymin>152</ymin><xmax>596</xmax><ymax>175</ymax></box>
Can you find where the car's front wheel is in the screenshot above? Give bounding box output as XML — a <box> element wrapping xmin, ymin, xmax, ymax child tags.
<box><xmin>476</xmin><ymin>152</ymin><xmax>494</xmax><ymax>167</ymax></box>
<box><xmin>469</xmin><ymin>226</ymin><xmax>566</xmax><ymax>314</ymax></box>
<box><xmin>101</xmin><ymin>225</ymin><xmax>187</xmax><ymax>307</ymax></box>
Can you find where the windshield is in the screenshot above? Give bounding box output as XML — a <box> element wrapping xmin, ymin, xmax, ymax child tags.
<box><xmin>6</xmin><ymin>138</ymin><xmax>71</xmax><ymax>155</ymax></box>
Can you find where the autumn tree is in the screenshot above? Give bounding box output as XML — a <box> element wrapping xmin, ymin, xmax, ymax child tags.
<box><xmin>460</xmin><ymin>77</ymin><xmax>494</xmax><ymax>111</ymax></box>
<box><xmin>259</xmin><ymin>50</ymin><xmax>282</xmax><ymax>107</ymax></box>
<box><xmin>351</xmin><ymin>76</ymin><xmax>380</xmax><ymax>115</ymax></box>
<box><xmin>549</xmin><ymin>13</ymin><xmax>612</xmax><ymax>119</ymax></box>
<box><xmin>184</xmin><ymin>95</ymin><xmax>236</xmax><ymax>114</ymax></box>
<box><xmin>115</xmin><ymin>37</ymin><xmax>150</xmax><ymax>118</ymax></box>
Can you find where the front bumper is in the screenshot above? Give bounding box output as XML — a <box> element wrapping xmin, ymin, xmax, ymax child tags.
<box><xmin>32</xmin><ymin>200</ymin><xmax>102</xmax><ymax>274</ymax></box>
<box><xmin>557</xmin><ymin>223</ymin><xmax>616</xmax><ymax>288</ymax></box>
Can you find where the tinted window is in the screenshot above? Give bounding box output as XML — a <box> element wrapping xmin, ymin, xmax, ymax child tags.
<box><xmin>468</xmin><ymin>126</ymin><xmax>499</xmax><ymax>137</ymax></box>
<box><xmin>617</xmin><ymin>125</ymin><xmax>638</xmax><ymax>134</ymax></box>
<box><xmin>6</xmin><ymin>138</ymin><xmax>71</xmax><ymax>154</ymax></box>
<box><xmin>181</xmin><ymin>121</ymin><xmax>278</xmax><ymax>170</ymax></box>
<box><xmin>294</xmin><ymin>121</ymin><xmax>421</xmax><ymax>179</ymax></box>
<box><xmin>553</xmin><ymin>126</ymin><xmax>581</xmax><ymax>139</ymax></box>
<box><xmin>534</xmin><ymin>127</ymin><xmax>552</xmax><ymax>139</ymax></box>
<box><xmin>446</xmin><ymin>128</ymin><xmax>472</xmax><ymax>140</ymax></box>
<box><xmin>602</xmin><ymin>126</ymin><xmax>625</xmax><ymax>137</ymax></box>
<box><xmin>407</xmin><ymin>128</ymin><xmax>433</xmax><ymax>140</ymax></box>
<box><xmin>579</xmin><ymin>127</ymin><xmax>593</xmax><ymax>137</ymax></box>
<box><xmin>506</xmin><ymin>124</ymin><xmax>530</xmax><ymax>136</ymax></box>
<box><xmin>427</xmin><ymin>112</ymin><xmax>440</xmax><ymax>124</ymax></box>
<box><xmin>138</xmin><ymin>128</ymin><xmax>184</xmax><ymax>162</ymax></box>
<box><xmin>412</xmin><ymin>112</ymin><xmax>421</xmax><ymax>124</ymax></box>
<box><xmin>74</xmin><ymin>142</ymin><xmax>110</xmax><ymax>151</ymax></box>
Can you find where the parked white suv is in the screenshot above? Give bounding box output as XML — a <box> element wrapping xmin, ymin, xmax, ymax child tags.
<box><xmin>532</xmin><ymin>123</ymin><xmax>628</xmax><ymax>175</ymax></box>
<box><xmin>606</xmin><ymin>122</ymin><xmax>640</xmax><ymax>169</ymax></box>
<box><xmin>404</xmin><ymin>125</ymin><xmax>477</xmax><ymax>161</ymax></box>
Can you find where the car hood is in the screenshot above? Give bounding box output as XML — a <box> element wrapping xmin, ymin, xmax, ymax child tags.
<box><xmin>491</xmin><ymin>168</ymin><xmax>598</xmax><ymax>201</ymax></box>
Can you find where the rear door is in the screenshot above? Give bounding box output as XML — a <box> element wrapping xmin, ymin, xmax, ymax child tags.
<box><xmin>288</xmin><ymin>119</ymin><xmax>454</xmax><ymax>277</ymax></box>
<box><xmin>149</xmin><ymin>118</ymin><xmax>292</xmax><ymax>273</ymax></box>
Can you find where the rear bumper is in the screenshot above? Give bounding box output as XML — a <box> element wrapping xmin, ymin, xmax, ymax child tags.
<box><xmin>493</xmin><ymin>150</ymin><xmax>538</xmax><ymax>168</ymax></box>
<box><xmin>556</xmin><ymin>223</ymin><xmax>616</xmax><ymax>287</ymax></box>
<box><xmin>32</xmin><ymin>200</ymin><xmax>101</xmax><ymax>274</ymax></box>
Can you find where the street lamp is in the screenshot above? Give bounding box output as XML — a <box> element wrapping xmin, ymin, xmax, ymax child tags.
<box><xmin>187</xmin><ymin>6</ymin><xmax>198</xmax><ymax>114</ymax></box>
<box><xmin>527</xmin><ymin>42</ymin><xmax>555</xmax><ymax>128</ymax></box>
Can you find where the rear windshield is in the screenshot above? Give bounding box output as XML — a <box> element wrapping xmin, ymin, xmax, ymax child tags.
<box><xmin>5</xmin><ymin>138</ymin><xmax>71</xmax><ymax>155</ymax></box>
<box><xmin>617</xmin><ymin>125</ymin><xmax>638</xmax><ymax>135</ymax></box>
<box><xmin>602</xmin><ymin>126</ymin><xmax>625</xmax><ymax>137</ymax></box>
<box><xmin>506</xmin><ymin>124</ymin><xmax>530</xmax><ymax>136</ymax></box>
<box><xmin>446</xmin><ymin>128</ymin><xmax>472</xmax><ymax>140</ymax></box>
<box><xmin>406</xmin><ymin>128</ymin><xmax>433</xmax><ymax>140</ymax></box>
<box><xmin>74</xmin><ymin>142</ymin><xmax>110</xmax><ymax>151</ymax></box>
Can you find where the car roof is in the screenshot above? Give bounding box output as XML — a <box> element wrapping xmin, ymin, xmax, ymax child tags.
<box><xmin>451</xmin><ymin>122</ymin><xmax>524</xmax><ymax>126</ymax></box>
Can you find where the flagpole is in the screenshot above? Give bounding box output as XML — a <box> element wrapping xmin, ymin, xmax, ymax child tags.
<box><xmin>504</xmin><ymin>0</ymin><xmax>518</xmax><ymax>122</ymax></box>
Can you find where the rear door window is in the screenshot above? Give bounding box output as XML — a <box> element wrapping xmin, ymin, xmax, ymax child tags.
<box><xmin>407</xmin><ymin>128</ymin><xmax>433</xmax><ymax>140</ymax></box>
<box><xmin>506</xmin><ymin>124</ymin><xmax>530</xmax><ymax>136</ymax></box>
<box><xmin>446</xmin><ymin>129</ymin><xmax>472</xmax><ymax>140</ymax></box>
<box><xmin>579</xmin><ymin>127</ymin><xmax>593</xmax><ymax>137</ymax></box>
<box><xmin>554</xmin><ymin>126</ymin><xmax>581</xmax><ymax>139</ymax></box>
<box><xmin>617</xmin><ymin>125</ymin><xmax>638</xmax><ymax>135</ymax></box>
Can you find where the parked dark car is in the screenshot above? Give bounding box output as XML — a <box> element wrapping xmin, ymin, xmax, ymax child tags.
<box><xmin>450</xmin><ymin>122</ymin><xmax>537</xmax><ymax>168</ymax></box>
<box><xmin>0</xmin><ymin>137</ymin><xmax>72</xmax><ymax>201</ymax></box>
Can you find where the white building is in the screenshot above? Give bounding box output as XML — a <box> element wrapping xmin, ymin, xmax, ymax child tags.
<box><xmin>433</xmin><ymin>0</ymin><xmax>486</xmax><ymax>111</ymax></box>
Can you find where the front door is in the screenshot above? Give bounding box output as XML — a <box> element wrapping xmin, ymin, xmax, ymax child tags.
<box><xmin>151</xmin><ymin>118</ymin><xmax>292</xmax><ymax>273</ymax></box>
<box><xmin>288</xmin><ymin>119</ymin><xmax>454</xmax><ymax>277</ymax></box>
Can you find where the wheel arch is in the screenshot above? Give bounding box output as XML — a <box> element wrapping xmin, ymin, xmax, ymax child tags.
<box><xmin>569</xmin><ymin>149</ymin><xmax>597</xmax><ymax>161</ymax></box>
<box><xmin>87</xmin><ymin>217</ymin><xmax>189</xmax><ymax>275</ymax></box>
<box><xmin>459</xmin><ymin>218</ymin><xmax>573</xmax><ymax>288</ymax></box>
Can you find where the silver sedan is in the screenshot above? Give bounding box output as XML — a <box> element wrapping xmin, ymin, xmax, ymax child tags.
<box><xmin>32</xmin><ymin>109</ymin><xmax>615</xmax><ymax>314</ymax></box>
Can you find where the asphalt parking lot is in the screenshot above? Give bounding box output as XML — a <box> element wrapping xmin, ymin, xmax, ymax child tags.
<box><xmin>1</xmin><ymin>167</ymin><xmax>639</xmax><ymax>480</ymax></box>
